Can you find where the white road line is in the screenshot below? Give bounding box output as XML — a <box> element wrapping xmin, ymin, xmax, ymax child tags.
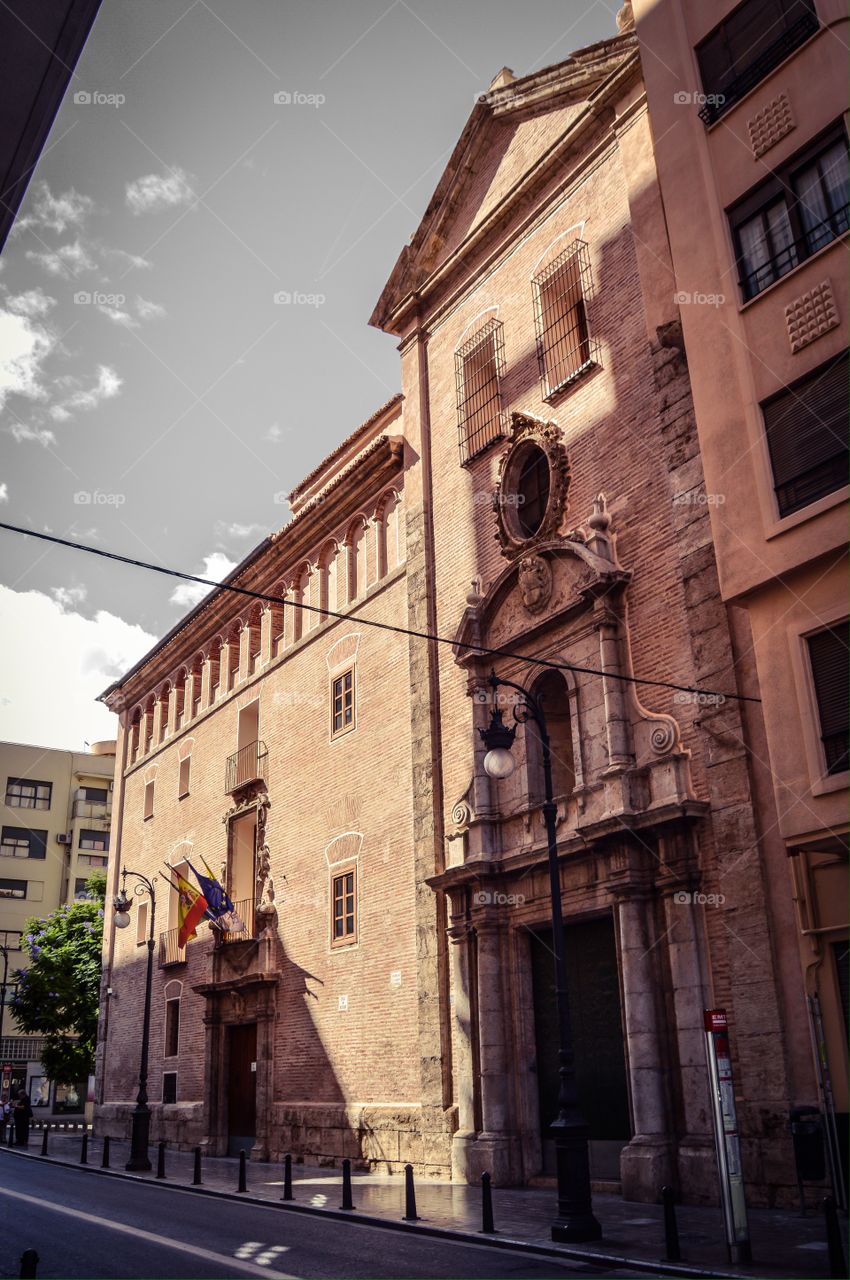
<box><xmin>0</xmin><ymin>1184</ymin><xmax>297</xmax><ymax>1279</ymax></box>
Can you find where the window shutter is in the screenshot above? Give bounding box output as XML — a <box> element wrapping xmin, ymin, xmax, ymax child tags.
<box><xmin>763</xmin><ymin>353</ymin><xmax>849</xmax><ymax>516</ymax></box>
<box><xmin>807</xmin><ymin>620</ymin><xmax>849</xmax><ymax>774</ymax></box>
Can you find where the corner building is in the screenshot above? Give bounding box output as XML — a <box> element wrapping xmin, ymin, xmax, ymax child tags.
<box><xmin>98</xmin><ymin>22</ymin><xmax>817</xmax><ymax>1206</ymax></box>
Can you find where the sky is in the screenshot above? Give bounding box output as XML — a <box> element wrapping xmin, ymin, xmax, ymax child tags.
<box><xmin>0</xmin><ymin>0</ymin><xmax>617</xmax><ymax>749</ymax></box>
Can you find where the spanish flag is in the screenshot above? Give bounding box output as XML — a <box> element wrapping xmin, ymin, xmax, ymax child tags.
<box><xmin>175</xmin><ymin>871</ymin><xmax>208</xmax><ymax>948</ymax></box>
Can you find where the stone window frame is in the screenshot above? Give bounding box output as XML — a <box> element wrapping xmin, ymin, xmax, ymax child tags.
<box><xmin>330</xmin><ymin>861</ymin><xmax>358</xmax><ymax>949</ymax></box>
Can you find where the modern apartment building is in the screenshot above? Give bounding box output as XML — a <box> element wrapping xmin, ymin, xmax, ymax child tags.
<box><xmin>0</xmin><ymin>738</ymin><xmax>115</xmax><ymax>1112</ymax></box>
<box><xmin>95</xmin><ymin>8</ymin><xmax>839</xmax><ymax>1208</ymax></box>
<box><xmin>631</xmin><ymin>0</ymin><xmax>848</xmax><ymax>1181</ymax></box>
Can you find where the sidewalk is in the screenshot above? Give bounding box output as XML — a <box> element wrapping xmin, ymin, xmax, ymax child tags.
<box><xmin>4</xmin><ymin>1129</ymin><xmax>846</xmax><ymax>1279</ymax></box>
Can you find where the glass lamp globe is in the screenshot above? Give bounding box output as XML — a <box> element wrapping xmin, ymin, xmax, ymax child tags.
<box><xmin>483</xmin><ymin>746</ymin><xmax>516</xmax><ymax>779</ymax></box>
<box><xmin>113</xmin><ymin>911</ymin><xmax>131</xmax><ymax>929</ymax></box>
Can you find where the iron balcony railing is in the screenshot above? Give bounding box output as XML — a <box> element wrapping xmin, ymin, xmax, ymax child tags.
<box><xmin>158</xmin><ymin>928</ymin><xmax>187</xmax><ymax>967</ymax></box>
<box><xmin>739</xmin><ymin>204</ymin><xmax>850</xmax><ymax>301</ymax></box>
<box><xmin>213</xmin><ymin>897</ymin><xmax>256</xmax><ymax>947</ymax></box>
<box><xmin>698</xmin><ymin>9</ymin><xmax>820</xmax><ymax>126</ymax></box>
<box><xmin>224</xmin><ymin>739</ymin><xmax>268</xmax><ymax>794</ymax></box>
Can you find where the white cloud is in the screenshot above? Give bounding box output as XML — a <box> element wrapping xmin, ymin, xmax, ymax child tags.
<box><xmin>135</xmin><ymin>296</ymin><xmax>166</xmax><ymax>320</ymax></box>
<box><xmin>264</xmin><ymin>422</ymin><xmax>286</xmax><ymax>443</ymax></box>
<box><xmin>0</xmin><ymin>584</ymin><xmax>156</xmax><ymax>749</ymax></box>
<box><xmin>63</xmin><ymin>365</ymin><xmax>123</xmax><ymax>412</ymax></box>
<box><xmin>0</xmin><ymin>305</ymin><xmax>55</xmax><ymax>411</ymax></box>
<box><xmin>170</xmin><ymin>551</ymin><xmax>237</xmax><ymax>608</ymax></box>
<box><xmin>98</xmin><ymin>303</ymin><xmax>138</xmax><ymax>329</ymax></box>
<box><xmin>13</xmin><ymin>183</ymin><xmax>95</xmax><ymax>236</ymax></box>
<box><xmin>103</xmin><ymin>248</ymin><xmax>153</xmax><ymax>272</ymax></box>
<box><xmin>0</xmin><ymin>483</ymin><xmax>8</xmax><ymax>502</ymax></box>
<box><xmin>7</xmin><ymin>422</ymin><xmax>56</xmax><ymax>447</ymax></box>
<box><xmin>215</xmin><ymin>520</ymin><xmax>264</xmax><ymax>540</ymax></box>
<box><xmin>51</xmin><ymin>584</ymin><xmax>88</xmax><ymax>610</ymax></box>
<box><xmin>5</xmin><ymin>288</ymin><xmax>57</xmax><ymax>319</ymax></box>
<box><xmin>126</xmin><ymin>167</ymin><xmax>196</xmax><ymax>216</ymax></box>
<box><xmin>26</xmin><ymin>239</ymin><xmax>97</xmax><ymax>278</ymax></box>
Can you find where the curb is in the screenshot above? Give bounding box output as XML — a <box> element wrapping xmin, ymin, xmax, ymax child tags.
<box><xmin>0</xmin><ymin>1146</ymin><xmax>755</xmax><ymax>1279</ymax></box>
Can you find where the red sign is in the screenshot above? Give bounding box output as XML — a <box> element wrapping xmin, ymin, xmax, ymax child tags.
<box><xmin>704</xmin><ymin>1008</ymin><xmax>728</xmax><ymax>1032</ymax></box>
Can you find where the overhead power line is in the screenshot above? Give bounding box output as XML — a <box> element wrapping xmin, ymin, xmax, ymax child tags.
<box><xmin>0</xmin><ymin>521</ymin><xmax>760</xmax><ymax>704</ymax></box>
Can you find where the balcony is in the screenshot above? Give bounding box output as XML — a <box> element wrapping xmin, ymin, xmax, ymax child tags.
<box><xmin>72</xmin><ymin>799</ymin><xmax>111</xmax><ymax>820</ymax></box>
<box><xmin>698</xmin><ymin>9</ymin><xmax>820</xmax><ymax>126</ymax></box>
<box><xmin>212</xmin><ymin>898</ymin><xmax>256</xmax><ymax>947</ymax></box>
<box><xmin>225</xmin><ymin>740</ymin><xmax>268</xmax><ymax>794</ymax></box>
<box><xmin>158</xmin><ymin>928</ymin><xmax>187</xmax><ymax>967</ymax></box>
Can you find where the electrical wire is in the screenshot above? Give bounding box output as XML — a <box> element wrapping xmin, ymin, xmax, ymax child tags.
<box><xmin>0</xmin><ymin>520</ymin><xmax>761</xmax><ymax>704</ymax></box>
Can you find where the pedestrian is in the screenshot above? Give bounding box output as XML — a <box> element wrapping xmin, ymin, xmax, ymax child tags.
<box><xmin>0</xmin><ymin>1092</ymin><xmax>9</xmax><ymax>1143</ymax></box>
<box><xmin>13</xmin><ymin>1089</ymin><xmax>32</xmax><ymax>1147</ymax></box>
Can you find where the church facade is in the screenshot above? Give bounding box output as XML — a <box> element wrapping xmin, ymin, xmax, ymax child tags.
<box><xmin>97</xmin><ymin>21</ymin><xmax>820</xmax><ymax>1207</ymax></box>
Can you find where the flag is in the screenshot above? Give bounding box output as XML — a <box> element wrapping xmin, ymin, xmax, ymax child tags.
<box><xmin>187</xmin><ymin>860</ymin><xmax>245</xmax><ymax>933</ymax></box>
<box><xmin>174</xmin><ymin>872</ymin><xmax>208</xmax><ymax>948</ymax></box>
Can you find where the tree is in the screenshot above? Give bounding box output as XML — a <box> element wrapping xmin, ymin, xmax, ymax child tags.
<box><xmin>11</xmin><ymin>872</ymin><xmax>106</xmax><ymax>1085</ymax></box>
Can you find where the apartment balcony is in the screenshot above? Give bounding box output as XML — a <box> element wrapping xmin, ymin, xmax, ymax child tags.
<box><xmin>72</xmin><ymin>799</ymin><xmax>111</xmax><ymax>821</ymax></box>
<box><xmin>158</xmin><ymin>928</ymin><xmax>187</xmax><ymax>967</ymax></box>
<box><xmin>224</xmin><ymin>740</ymin><xmax>268</xmax><ymax>794</ymax></box>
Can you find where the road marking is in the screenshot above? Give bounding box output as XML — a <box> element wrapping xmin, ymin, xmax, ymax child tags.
<box><xmin>0</xmin><ymin>1185</ymin><xmax>297</xmax><ymax>1279</ymax></box>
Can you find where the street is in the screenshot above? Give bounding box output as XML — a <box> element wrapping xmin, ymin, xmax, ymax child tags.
<box><xmin>0</xmin><ymin>1155</ymin><xmax>641</xmax><ymax>1279</ymax></box>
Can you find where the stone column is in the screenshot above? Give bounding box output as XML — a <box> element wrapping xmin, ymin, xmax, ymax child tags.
<box><xmin>448</xmin><ymin>921</ymin><xmax>477</xmax><ymax>1179</ymax></box>
<box><xmin>617</xmin><ymin>891</ymin><xmax>675</xmax><ymax>1198</ymax></box>
<box><xmin>472</xmin><ymin>919</ymin><xmax>518</xmax><ymax>1183</ymax></box>
<box><xmin>595</xmin><ymin>606</ymin><xmax>632</xmax><ymax>769</ymax></box>
<box><xmin>238</xmin><ymin>624</ymin><xmax>250</xmax><ymax>681</ymax></box>
<box><xmin>260</xmin><ymin>606</ymin><xmax>273</xmax><ymax>668</ymax></box>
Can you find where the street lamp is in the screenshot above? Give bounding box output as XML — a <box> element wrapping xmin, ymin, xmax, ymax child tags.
<box><xmin>112</xmin><ymin>869</ymin><xmax>156</xmax><ymax>1172</ymax></box>
<box><xmin>479</xmin><ymin>669</ymin><xmax>601</xmax><ymax>1243</ymax></box>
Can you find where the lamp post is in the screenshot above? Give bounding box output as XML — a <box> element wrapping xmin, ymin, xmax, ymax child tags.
<box><xmin>479</xmin><ymin>669</ymin><xmax>601</xmax><ymax>1243</ymax></box>
<box><xmin>0</xmin><ymin>943</ymin><xmax>10</xmax><ymax>1046</ymax></box>
<box><xmin>112</xmin><ymin>869</ymin><xmax>156</xmax><ymax>1172</ymax></box>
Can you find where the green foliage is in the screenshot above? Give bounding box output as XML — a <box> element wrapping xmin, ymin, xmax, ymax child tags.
<box><xmin>12</xmin><ymin>874</ymin><xmax>106</xmax><ymax>1085</ymax></box>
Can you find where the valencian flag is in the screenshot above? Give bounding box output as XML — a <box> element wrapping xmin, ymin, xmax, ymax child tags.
<box><xmin>173</xmin><ymin>871</ymin><xmax>208</xmax><ymax>948</ymax></box>
<box><xmin>188</xmin><ymin>858</ymin><xmax>244</xmax><ymax>933</ymax></box>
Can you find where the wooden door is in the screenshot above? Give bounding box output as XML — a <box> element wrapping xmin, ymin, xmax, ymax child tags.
<box><xmin>226</xmin><ymin>1023</ymin><xmax>257</xmax><ymax>1156</ymax></box>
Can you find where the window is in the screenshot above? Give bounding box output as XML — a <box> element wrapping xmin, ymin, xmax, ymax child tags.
<box><xmin>1</xmin><ymin>827</ymin><xmax>47</xmax><ymax>860</ymax></box>
<box><xmin>762</xmin><ymin>352</ymin><xmax>848</xmax><ymax>517</ymax></box>
<box><xmin>0</xmin><ymin>930</ymin><xmax>22</xmax><ymax>949</ymax></box>
<box><xmin>696</xmin><ymin>0</ymin><xmax>819</xmax><ymax>125</ymax></box>
<box><xmin>5</xmin><ymin>778</ymin><xmax>51</xmax><ymax>809</ymax></box>
<box><xmin>532</xmin><ymin>240</ymin><xmax>597</xmax><ymax>399</ymax></box>
<box><xmin>165</xmin><ymin>998</ymin><xmax>180</xmax><ymax>1057</ymax></box>
<box><xmin>74</xmin><ymin>878</ymin><xmax>91</xmax><ymax>898</ymax></box>
<box><xmin>136</xmin><ymin>899</ymin><xmax>150</xmax><ymax>944</ymax></box>
<box><xmin>80</xmin><ymin>786</ymin><xmax>107</xmax><ymax>803</ymax></box>
<box><xmin>516</xmin><ymin>447</ymin><xmax>551</xmax><ymax>537</ymax></box>
<box><xmin>78</xmin><ymin>854</ymin><xmax>108</xmax><ymax>868</ymax></box>
<box><xmin>731</xmin><ymin>125</ymin><xmax>849</xmax><ymax>300</ymax></box>
<box><xmin>331</xmin><ymin>868</ymin><xmax>357</xmax><ymax>946</ymax></box>
<box><xmin>807</xmin><ymin>621</ymin><xmax>849</xmax><ymax>775</ymax></box>
<box><xmin>455</xmin><ymin>319</ymin><xmax>506</xmax><ymax>463</ymax></box>
<box><xmin>331</xmin><ymin>669</ymin><xmax>355</xmax><ymax>737</ymax></box>
<box><xmin>178</xmin><ymin>756</ymin><xmax>191</xmax><ymax>798</ymax></box>
<box><xmin>162</xmin><ymin>1072</ymin><xmax>177</xmax><ymax>1105</ymax></box>
<box><xmin>143</xmin><ymin>780</ymin><xmax>155</xmax><ymax>820</ymax></box>
<box><xmin>79</xmin><ymin>828</ymin><xmax>109</xmax><ymax>852</ymax></box>
<box><xmin>0</xmin><ymin>879</ymin><xmax>27</xmax><ymax>899</ymax></box>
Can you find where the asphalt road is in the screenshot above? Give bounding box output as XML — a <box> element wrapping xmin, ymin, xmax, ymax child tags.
<box><xmin>0</xmin><ymin>1154</ymin><xmax>641</xmax><ymax>1280</ymax></box>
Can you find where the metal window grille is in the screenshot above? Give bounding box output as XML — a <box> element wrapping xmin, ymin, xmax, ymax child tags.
<box><xmin>533</xmin><ymin>240</ymin><xmax>599</xmax><ymax>400</ymax></box>
<box><xmin>455</xmin><ymin>318</ymin><xmax>506</xmax><ymax>464</ymax></box>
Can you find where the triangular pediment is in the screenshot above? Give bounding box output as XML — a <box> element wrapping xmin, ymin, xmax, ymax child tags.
<box><xmin>370</xmin><ymin>33</ymin><xmax>637</xmax><ymax>331</ymax></box>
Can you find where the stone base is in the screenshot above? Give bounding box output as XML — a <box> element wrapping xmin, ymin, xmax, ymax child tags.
<box><xmin>452</xmin><ymin>1131</ymin><xmax>522</xmax><ymax>1186</ymax></box>
<box><xmin>677</xmin><ymin>1135</ymin><xmax>720</xmax><ymax>1205</ymax></box>
<box><xmin>619</xmin><ymin>1135</ymin><xmax>675</xmax><ymax>1202</ymax></box>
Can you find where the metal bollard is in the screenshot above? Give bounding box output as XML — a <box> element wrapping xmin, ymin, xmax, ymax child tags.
<box><xmin>156</xmin><ymin>1140</ymin><xmax>166</xmax><ymax>1180</ymax></box>
<box><xmin>340</xmin><ymin>1158</ymin><xmax>355</xmax><ymax>1211</ymax></box>
<box><xmin>80</xmin><ymin>1132</ymin><xmax>88</xmax><ymax>1165</ymax></box>
<box><xmin>19</xmin><ymin>1249</ymin><xmax>38</xmax><ymax>1278</ymax></box>
<box><xmin>238</xmin><ymin>1149</ymin><xmax>247</xmax><ymax>1193</ymax></box>
<box><xmin>661</xmin><ymin>1186</ymin><xmax>681</xmax><ymax>1262</ymax></box>
<box><xmin>282</xmin><ymin>1152</ymin><xmax>293</xmax><ymax>1201</ymax></box>
<box><xmin>7</xmin><ymin>1122</ymin><xmax>14</xmax><ymax>1146</ymax></box>
<box><xmin>481</xmin><ymin>1171</ymin><xmax>496</xmax><ymax>1234</ymax></box>
<box><xmin>192</xmin><ymin>1146</ymin><xmax>202</xmax><ymax>1186</ymax></box>
<box><xmin>40</xmin><ymin>1127</ymin><xmax>48</xmax><ymax>1157</ymax></box>
<box><xmin>101</xmin><ymin>1135</ymin><xmax>110</xmax><ymax>1169</ymax></box>
<box><xmin>403</xmin><ymin>1162</ymin><xmax>419</xmax><ymax>1222</ymax></box>
<box><xmin>824</xmin><ymin>1197</ymin><xmax>847</xmax><ymax>1279</ymax></box>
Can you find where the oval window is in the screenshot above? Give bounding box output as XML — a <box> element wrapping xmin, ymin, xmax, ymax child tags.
<box><xmin>516</xmin><ymin>445</ymin><xmax>550</xmax><ymax>537</ymax></box>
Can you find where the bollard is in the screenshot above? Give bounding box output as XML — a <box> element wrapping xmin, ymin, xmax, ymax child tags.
<box><xmin>661</xmin><ymin>1186</ymin><xmax>681</xmax><ymax>1262</ymax></box>
<box><xmin>481</xmin><ymin>1171</ymin><xmax>496</xmax><ymax>1234</ymax></box>
<box><xmin>101</xmin><ymin>1135</ymin><xmax>110</xmax><ymax>1169</ymax></box>
<box><xmin>238</xmin><ymin>1149</ymin><xmax>247</xmax><ymax>1193</ymax></box>
<box><xmin>156</xmin><ymin>1140</ymin><xmax>166</xmax><ymax>1180</ymax></box>
<box><xmin>340</xmin><ymin>1158</ymin><xmax>355</xmax><ymax>1211</ymax></box>
<box><xmin>282</xmin><ymin>1152</ymin><xmax>293</xmax><ymax>1201</ymax></box>
<box><xmin>40</xmin><ymin>1127</ymin><xmax>48</xmax><ymax>1157</ymax></box>
<box><xmin>7</xmin><ymin>1122</ymin><xmax>14</xmax><ymax>1146</ymax></box>
<box><xmin>192</xmin><ymin>1146</ymin><xmax>202</xmax><ymax>1186</ymax></box>
<box><xmin>403</xmin><ymin>1162</ymin><xmax>419</xmax><ymax>1222</ymax></box>
<box><xmin>19</xmin><ymin>1250</ymin><xmax>38</xmax><ymax>1279</ymax></box>
<box><xmin>824</xmin><ymin>1197</ymin><xmax>847</xmax><ymax>1279</ymax></box>
<box><xmin>80</xmin><ymin>1132</ymin><xmax>88</xmax><ymax>1165</ymax></box>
